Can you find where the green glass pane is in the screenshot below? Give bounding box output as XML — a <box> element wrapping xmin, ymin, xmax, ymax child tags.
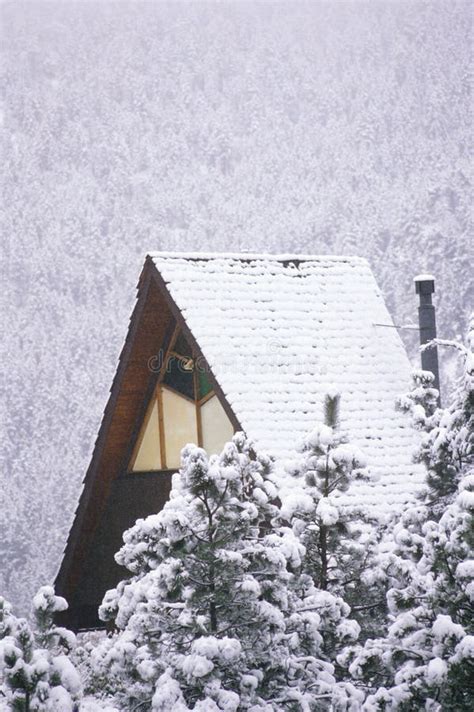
<box><xmin>198</xmin><ymin>368</ymin><xmax>213</xmax><ymax>399</ymax></box>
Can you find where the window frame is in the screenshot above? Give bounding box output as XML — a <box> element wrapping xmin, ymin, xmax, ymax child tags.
<box><xmin>128</xmin><ymin>328</ymin><xmax>234</xmax><ymax>473</ymax></box>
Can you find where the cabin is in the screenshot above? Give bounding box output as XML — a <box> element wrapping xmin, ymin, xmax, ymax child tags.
<box><xmin>55</xmin><ymin>252</ymin><xmax>429</xmax><ymax>630</ymax></box>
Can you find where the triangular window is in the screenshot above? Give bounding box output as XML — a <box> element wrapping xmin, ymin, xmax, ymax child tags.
<box><xmin>129</xmin><ymin>328</ymin><xmax>235</xmax><ymax>472</ymax></box>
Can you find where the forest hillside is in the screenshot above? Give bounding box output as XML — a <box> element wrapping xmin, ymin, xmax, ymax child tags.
<box><xmin>1</xmin><ymin>1</ymin><xmax>472</xmax><ymax>612</ymax></box>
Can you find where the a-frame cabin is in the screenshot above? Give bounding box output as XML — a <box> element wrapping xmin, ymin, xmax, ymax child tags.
<box><xmin>55</xmin><ymin>253</ymin><xmax>424</xmax><ymax>630</ymax></box>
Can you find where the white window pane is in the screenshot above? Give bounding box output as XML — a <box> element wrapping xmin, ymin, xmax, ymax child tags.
<box><xmin>162</xmin><ymin>386</ymin><xmax>198</xmax><ymax>469</ymax></box>
<box><xmin>201</xmin><ymin>395</ymin><xmax>234</xmax><ymax>455</ymax></box>
<box><xmin>131</xmin><ymin>399</ymin><xmax>161</xmax><ymax>471</ymax></box>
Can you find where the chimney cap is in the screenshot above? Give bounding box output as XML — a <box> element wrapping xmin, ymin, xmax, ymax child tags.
<box><xmin>414</xmin><ymin>273</ymin><xmax>435</xmax><ymax>282</ymax></box>
<box><xmin>414</xmin><ymin>274</ymin><xmax>435</xmax><ymax>295</ymax></box>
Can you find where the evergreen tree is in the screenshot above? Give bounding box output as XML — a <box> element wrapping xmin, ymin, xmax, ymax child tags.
<box><xmin>343</xmin><ymin>315</ymin><xmax>474</xmax><ymax>710</ymax></box>
<box><xmin>0</xmin><ymin>587</ymin><xmax>81</xmax><ymax>712</ymax></box>
<box><xmin>281</xmin><ymin>393</ymin><xmax>386</xmax><ymax>641</ymax></box>
<box><xmin>93</xmin><ymin>434</ymin><xmax>350</xmax><ymax>711</ymax></box>
<box><xmin>397</xmin><ymin>332</ymin><xmax>473</xmax><ymax>517</ymax></box>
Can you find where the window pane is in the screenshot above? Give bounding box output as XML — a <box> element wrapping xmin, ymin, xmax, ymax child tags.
<box><xmin>131</xmin><ymin>399</ymin><xmax>161</xmax><ymax>471</ymax></box>
<box><xmin>163</xmin><ymin>354</ymin><xmax>194</xmax><ymax>399</ymax></box>
<box><xmin>162</xmin><ymin>386</ymin><xmax>198</xmax><ymax>469</ymax></box>
<box><xmin>198</xmin><ymin>368</ymin><xmax>213</xmax><ymax>399</ymax></box>
<box><xmin>200</xmin><ymin>395</ymin><xmax>234</xmax><ymax>455</ymax></box>
<box><xmin>173</xmin><ymin>330</ymin><xmax>193</xmax><ymax>358</ymax></box>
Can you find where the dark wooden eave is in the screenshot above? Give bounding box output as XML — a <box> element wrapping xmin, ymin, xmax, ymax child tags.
<box><xmin>55</xmin><ymin>258</ymin><xmax>241</xmax><ymax>629</ymax></box>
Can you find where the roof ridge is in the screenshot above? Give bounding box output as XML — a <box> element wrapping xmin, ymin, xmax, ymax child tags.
<box><xmin>147</xmin><ymin>251</ymin><xmax>368</xmax><ymax>264</ymax></box>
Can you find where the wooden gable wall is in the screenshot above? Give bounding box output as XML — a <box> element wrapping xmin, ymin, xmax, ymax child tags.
<box><xmin>55</xmin><ymin>261</ymin><xmax>175</xmax><ymax>628</ymax></box>
<box><xmin>56</xmin><ymin>259</ymin><xmax>241</xmax><ymax>629</ymax></box>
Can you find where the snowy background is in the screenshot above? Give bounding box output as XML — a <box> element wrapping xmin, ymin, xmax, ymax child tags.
<box><xmin>1</xmin><ymin>0</ymin><xmax>472</xmax><ymax>612</ymax></box>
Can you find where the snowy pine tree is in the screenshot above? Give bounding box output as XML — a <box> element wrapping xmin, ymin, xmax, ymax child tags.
<box><xmin>346</xmin><ymin>469</ymin><xmax>474</xmax><ymax>711</ymax></box>
<box><xmin>0</xmin><ymin>587</ymin><xmax>81</xmax><ymax>712</ymax></box>
<box><xmin>280</xmin><ymin>393</ymin><xmax>386</xmax><ymax>640</ymax></box>
<box><xmin>92</xmin><ymin>434</ymin><xmax>346</xmax><ymax>711</ymax></box>
<box><xmin>343</xmin><ymin>315</ymin><xmax>474</xmax><ymax>710</ymax></box>
<box><xmin>397</xmin><ymin>341</ymin><xmax>472</xmax><ymax>518</ymax></box>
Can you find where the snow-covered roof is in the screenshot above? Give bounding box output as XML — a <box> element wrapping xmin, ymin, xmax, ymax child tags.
<box><xmin>150</xmin><ymin>252</ymin><xmax>425</xmax><ymax>513</ymax></box>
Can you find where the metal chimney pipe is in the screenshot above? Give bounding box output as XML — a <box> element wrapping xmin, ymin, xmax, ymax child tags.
<box><xmin>414</xmin><ymin>274</ymin><xmax>441</xmax><ymax>404</ymax></box>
